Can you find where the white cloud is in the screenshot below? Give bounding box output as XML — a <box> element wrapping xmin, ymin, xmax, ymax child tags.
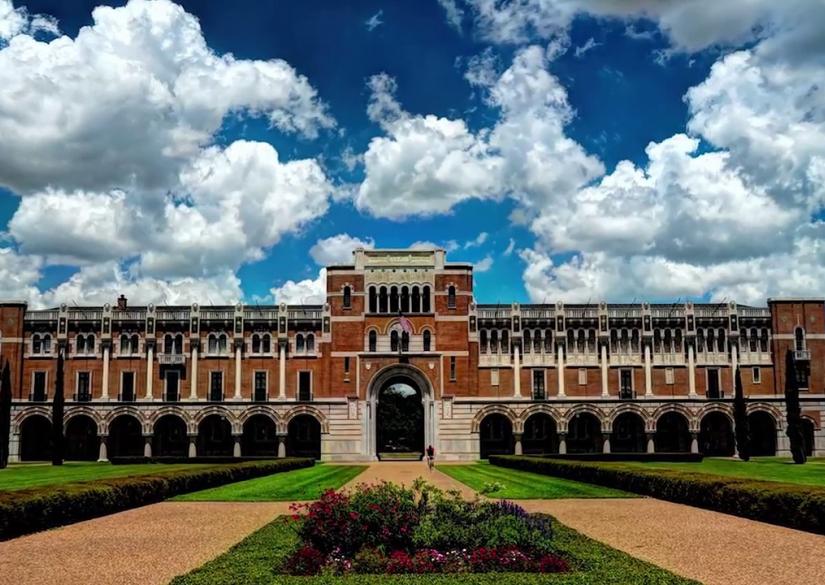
<box><xmin>365</xmin><ymin>10</ymin><xmax>383</xmax><ymax>32</ymax></box>
<box><xmin>574</xmin><ymin>37</ymin><xmax>601</xmax><ymax>58</ymax></box>
<box><xmin>503</xmin><ymin>238</ymin><xmax>515</xmax><ymax>256</ymax></box>
<box><xmin>438</xmin><ymin>0</ymin><xmax>464</xmax><ymax>33</ymax></box>
<box><xmin>474</xmin><ymin>255</ymin><xmax>494</xmax><ymax>272</ymax></box>
<box><xmin>310</xmin><ymin>234</ymin><xmax>375</xmax><ymax>266</ymax></box>
<box><xmin>270</xmin><ymin>269</ymin><xmax>327</xmax><ymax>305</ymax></box>
<box><xmin>0</xmin><ymin>0</ymin><xmax>57</xmax><ymax>41</ymax></box>
<box><xmin>464</xmin><ymin>232</ymin><xmax>489</xmax><ymax>249</ymax></box>
<box><xmin>410</xmin><ymin>240</ymin><xmax>460</xmax><ymax>253</ymax></box>
<box><xmin>0</xmin><ymin>247</ymin><xmax>43</xmax><ymax>302</ymax></box>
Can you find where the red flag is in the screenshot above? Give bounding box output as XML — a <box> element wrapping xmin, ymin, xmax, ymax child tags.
<box><xmin>399</xmin><ymin>315</ymin><xmax>413</xmax><ymax>334</ymax></box>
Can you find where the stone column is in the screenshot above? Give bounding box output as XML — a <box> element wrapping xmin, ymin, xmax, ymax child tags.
<box><xmin>557</xmin><ymin>345</ymin><xmax>565</xmax><ymax>397</ymax></box>
<box><xmin>558</xmin><ymin>432</ymin><xmax>567</xmax><ymax>455</ymax></box>
<box><xmin>188</xmin><ymin>434</ymin><xmax>197</xmax><ymax>458</ymax></box>
<box><xmin>234</xmin><ymin>342</ymin><xmax>242</xmax><ymax>400</ymax></box>
<box><xmin>278</xmin><ymin>341</ymin><xmax>286</xmax><ymax>399</ymax></box>
<box><xmin>600</xmin><ymin>344</ymin><xmax>609</xmax><ymax>397</ymax></box>
<box><xmin>514</xmin><ymin>432</ymin><xmax>523</xmax><ymax>455</ymax></box>
<box><xmin>145</xmin><ymin>343</ymin><xmax>154</xmax><ymax>400</ymax></box>
<box><xmin>277</xmin><ymin>433</ymin><xmax>287</xmax><ymax>458</ymax></box>
<box><xmin>690</xmin><ymin>432</ymin><xmax>699</xmax><ymax>454</ymax></box>
<box><xmin>730</xmin><ymin>343</ymin><xmax>738</xmax><ymax>397</ymax></box>
<box><xmin>8</xmin><ymin>432</ymin><xmax>20</xmax><ymax>463</ymax></box>
<box><xmin>190</xmin><ymin>343</ymin><xmax>199</xmax><ymax>400</ymax></box>
<box><xmin>143</xmin><ymin>435</ymin><xmax>152</xmax><ymax>458</ymax></box>
<box><xmin>646</xmin><ymin>432</ymin><xmax>655</xmax><ymax>454</ymax></box>
<box><xmin>602</xmin><ymin>432</ymin><xmax>611</xmax><ymax>454</ymax></box>
<box><xmin>101</xmin><ymin>344</ymin><xmax>110</xmax><ymax>400</ymax></box>
<box><xmin>233</xmin><ymin>434</ymin><xmax>242</xmax><ymax>458</ymax></box>
<box><xmin>513</xmin><ymin>343</ymin><xmax>521</xmax><ymax>398</ymax></box>
<box><xmin>644</xmin><ymin>344</ymin><xmax>652</xmax><ymax>396</ymax></box>
<box><xmin>97</xmin><ymin>435</ymin><xmax>109</xmax><ymax>462</ymax></box>
<box><xmin>688</xmin><ymin>344</ymin><xmax>697</xmax><ymax>397</ymax></box>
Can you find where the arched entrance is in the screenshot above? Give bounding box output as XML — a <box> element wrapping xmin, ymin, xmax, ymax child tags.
<box><xmin>366</xmin><ymin>365</ymin><xmax>434</xmax><ymax>459</ymax></box>
<box><xmin>287</xmin><ymin>415</ymin><xmax>321</xmax><ymax>459</ymax></box>
<box><xmin>65</xmin><ymin>415</ymin><xmax>98</xmax><ymax>460</ymax></box>
<box><xmin>748</xmin><ymin>411</ymin><xmax>777</xmax><ymax>456</ymax></box>
<box><xmin>479</xmin><ymin>413</ymin><xmax>514</xmax><ymax>459</ymax></box>
<box><xmin>242</xmin><ymin>414</ymin><xmax>278</xmax><ymax>457</ymax></box>
<box><xmin>522</xmin><ymin>413</ymin><xmax>558</xmax><ymax>455</ymax></box>
<box><xmin>109</xmin><ymin>415</ymin><xmax>143</xmax><ymax>457</ymax></box>
<box><xmin>655</xmin><ymin>412</ymin><xmax>691</xmax><ymax>453</ymax></box>
<box><xmin>612</xmin><ymin>412</ymin><xmax>646</xmax><ymax>453</ymax></box>
<box><xmin>568</xmin><ymin>412</ymin><xmax>602</xmax><ymax>453</ymax></box>
<box><xmin>153</xmin><ymin>415</ymin><xmax>188</xmax><ymax>457</ymax></box>
<box><xmin>197</xmin><ymin>415</ymin><xmax>233</xmax><ymax>457</ymax></box>
<box><xmin>802</xmin><ymin>419</ymin><xmax>815</xmax><ymax>456</ymax></box>
<box><xmin>20</xmin><ymin>415</ymin><xmax>51</xmax><ymax>461</ymax></box>
<box><xmin>699</xmin><ymin>412</ymin><xmax>734</xmax><ymax>456</ymax></box>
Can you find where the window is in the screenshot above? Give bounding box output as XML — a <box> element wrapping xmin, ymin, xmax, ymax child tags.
<box><xmin>578</xmin><ymin>368</ymin><xmax>587</xmax><ymax>386</ymax></box>
<box><xmin>423</xmin><ymin>330</ymin><xmax>431</xmax><ymax>352</ymax></box>
<box><xmin>343</xmin><ymin>286</ymin><xmax>352</xmax><ymax>309</ymax></box>
<box><xmin>480</xmin><ymin>330</ymin><xmax>488</xmax><ymax>353</ymax></box>
<box><xmin>120</xmin><ymin>334</ymin><xmax>129</xmax><ymax>354</ymax></box>
<box><xmin>379</xmin><ymin>286</ymin><xmax>388</xmax><ymax>313</ymax></box>
<box><xmin>165</xmin><ymin>371</ymin><xmax>179</xmax><ymax>402</ymax></box>
<box><xmin>209</xmin><ymin>371</ymin><xmax>223</xmax><ymax>401</ymax></box>
<box><xmin>208</xmin><ymin>335</ymin><xmax>217</xmax><ymax>354</ymax></box>
<box><xmin>401</xmin><ymin>286</ymin><xmax>410</xmax><ymax>313</ymax></box>
<box><xmin>533</xmin><ymin>369</ymin><xmax>546</xmax><ymax>399</ymax></box>
<box><xmin>344</xmin><ymin>357</ymin><xmax>350</xmax><ymax>380</ymax></box>
<box><xmin>121</xmin><ymin>371</ymin><xmax>135</xmax><ymax>402</ymax></box>
<box><xmin>491</xmin><ymin>368</ymin><xmax>499</xmax><ymax>387</ymax></box>
<box><xmin>447</xmin><ymin>285</ymin><xmax>456</xmax><ymax>309</ymax></box>
<box><xmin>524</xmin><ymin>330</ymin><xmax>532</xmax><ymax>354</ymax></box>
<box><xmin>254</xmin><ymin>371</ymin><xmax>267</xmax><ymax>401</ymax></box>
<box><xmin>218</xmin><ymin>334</ymin><xmax>227</xmax><ymax>353</ymax></box>
<box><xmin>296</xmin><ymin>334</ymin><xmax>305</xmax><ymax>353</ymax></box>
<box><xmin>261</xmin><ymin>334</ymin><xmax>271</xmax><ymax>353</ymax></box>
<box><xmin>422</xmin><ymin>286</ymin><xmax>431</xmax><ymax>312</ymax></box>
<box><xmin>32</xmin><ymin>333</ymin><xmax>52</xmax><ymax>355</ymax></box>
<box><xmin>795</xmin><ymin>327</ymin><xmax>806</xmax><ymax>351</ymax></box>
<box><xmin>369</xmin><ymin>287</ymin><xmax>377</xmax><ymax>313</ymax></box>
<box><xmin>412</xmin><ymin>286</ymin><xmax>420</xmax><ymax>313</ymax></box>
<box><xmin>665</xmin><ymin>367</ymin><xmax>674</xmax><ymax>385</ymax></box>
<box><xmin>401</xmin><ymin>331</ymin><xmax>409</xmax><ymax>352</ymax></box>
<box><xmin>368</xmin><ymin>330</ymin><xmax>377</xmax><ymax>352</ymax></box>
<box><xmin>252</xmin><ymin>334</ymin><xmax>261</xmax><ymax>354</ymax></box>
<box><xmin>534</xmin><ymin>330</ymin><xmax>542</xmax><ymax>353</ymax></box>
<box><xmin>752</xmin><ymin>367</ymin><xmax>761</xmax><ymax>384</ymax></box>
<box><xmin>390</xmin><ymin>330</ymin><xmax>399</xmax><ymax>352</ymax></box>
<box><xmin>449</xmin><ymin>357</ymin><xmax>457</xmax><ymax>381</ymax></box>
<box><xmin>707</xmin><ymin>368</ymin><xmax>721</xmax><ymax>399</ymax></box>
<box><xmin>390</xmin><ymin>286</ymin><xmax>399</xmax><ymax>313</ymax></box>
<box><xmin>31</xmin><ymin>371</ymin><xmax>47</xmax><ymax>401</ymax></box>
<box><xmin>164</xmin><ymin>334</ymin><xmax>182</xmax><ymax>355</ymax></box>
<box><xmin>76</xmin><ymin>372</ymin><xmax>91</xmax><ymax>402</ymax></box>
<box><xmin>298</xmin><ymin>371</ymin><xmax>312</xmax><ymax>401</ymax></box>
<box><xmin>77</xmin><ymin>334</ymin><xmax>94</xmax><ymax>354</ymax></box>
<box><xmin>619</xmin><ymin>369</ymin><xmax>633</xmax><ymax>399</ymax></box>
<box><xmin>306</xmin><ymin>334</ymin><xmax>315</xmax><ymax>353</ymax></box>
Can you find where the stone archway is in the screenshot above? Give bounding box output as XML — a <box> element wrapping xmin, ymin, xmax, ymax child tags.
<box><xmin>365</xmin><ymin>364</ymin><xmax>435</xmax><ymax>459</ymax></box>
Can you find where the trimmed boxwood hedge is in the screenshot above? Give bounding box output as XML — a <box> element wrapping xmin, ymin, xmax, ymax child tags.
<box><xmin>489</xmin><ymin>455</ymin><xmax>825</xmax><ymax>534</ymax></box>
<box><xmin>0</xmin><ymin>458</ymin><xmax>313</xmax><ymax>540</ymax></box>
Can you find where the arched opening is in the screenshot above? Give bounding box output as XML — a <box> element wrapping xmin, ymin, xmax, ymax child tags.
<box><xmin>153</xmin><ymin>414</ymin><xmax>188</xmax><ymax>457</ymax></box>
<box><xmin>522</xmin><ymin>413</ymin><xmax>558</xmax><ymax>455</ymax></box>
<box><xmin>479</xmin><ymin>413</ymin><xmax>514</xmax><ymax>459</ymax></box>
<box><xmin>611</xmin><ymin>412</ymin><xmax>646</xmax><ymax>453</ymax></box>
<box><xmin>197</xmin><ymin>414</ymin><xmax>233</xmax><ymax>457</ymax></box>
<box><xmin>368</xmin><ymin>287</ymin><xmax>377</xmax><ymax>313</ymax></box>
<box><xmin>802</xmin><ymin>419</ymin><xmax>815</xmax><ymax>456</ymax></box>
<box><xmin>567</xmin><ymin>412</ymin><xmax>602</xmax><ymax>453</ymax></box>
<box><xmin>376</xmin><ymin>377</ymin><xmax>424</xmax><ymax>457</ymax></box>
<box><xmin>655</xmin><ymin>412</ymin><xmax>690</xmax><ymax>453</ymax></box>
<box><xmin>699</xmin><ymin>412</ymin><xmax>734</xmax><ymax>456</ymax></box>
<box><xmin>65</xmin><ymin>415</ymin><xmax>98</xmax><ymax>460</ymax></box>
<box><xmin>748</xmin><ymin>411</ymin><xmax>777</xmax><ymax>456</ymax></box>
<box><xmin>109</xmin><ymin>415</ymin><xmax>144</xmax><ymax>457</ymax></box>
<box><xmin>20</xmin><ymin>415</ymin><xmax>51</xmax><ymax>461</ymax></box>
<box><xmin>287</xmin><ymin>414</ymin><xmax>321</xmax><ymax>460</ymax></box>
<box><xmin>242</xmin><ymin>414</ymin><xmax>278</xmax><ymax>457</ymax></box>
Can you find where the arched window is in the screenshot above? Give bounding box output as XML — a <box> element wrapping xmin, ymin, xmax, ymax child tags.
<box><xmin>218</xmin><ymin>334</ymin><xmax>227</xmax><ymax>353</ymax></box>
<box><xmin>390</xmin><ymin>330</ymin><xmax>399</xmax><ymax>352</ymax></box>
<box><xmin>621</xmin><ymin>329</ymin><xmax>629</xmax><ymax>354</ymax></box>
<box><xmin>501</xmin><ymin>330</ymin><xmax>509</xmax><ymax>354</ymax></box>
<box><xmin>447</xmin><ymin>285</ymin><xmax>456</xmax><ymax>309</ymax></box>
<box><xmin>120</xmin><ymin>334</ymin><xmax>129</xmax><ymax>354</ymax></box>
<box><xmin>261</xmin><ymin>333</ymin><xmax>271</xmax><ymax>353</ymax></box>
<box><xmin>32</xmin><ymin>334</ymin><xmax>42</xmax><ymax>354</ymax></box>
<box><xmin>544</xmin><ymin>330</ymin><xmax>553</xmax><ymax>353</ymax></box>
<box><xmin>795</xmin><ymin>327</ymin><xmax>806</xmax><ymax>351</ymax></box>
<box><xmin>749</xmin><ymin>328</ymin><xmax>758</xmax><ymax>352</ymax></box>
<box><xmin>208</xmin><ymin>334</ymin><xmax>218</xmax><ymax>354</ymax></box>
<box><xmin>534</xmin><ymin>330</ymin><xmax>542</xmax><ymax>353</ymax></box>
<box><xmin>697</xmin><ymin>329</ymin><xmax>705</xmax><ymax>353</ymax></box>
<box><xmin>379</xmin><ymin>286</ymin><xmax>388</xmax><ymax>313</ymax></box>
<box><xmin>368</xmin><ymin>330</ymin><xmax>377</xmax><ymax>352</ymax></box>
<box><xmin>610</xmin><ymin>329</ymin><xmax>618</xmax><ymax>352</ymax></box>
<box><xmin>490</xmin><ymin>330</ymin><xmax>499</xmax><ymax>354</ymax></box>
<box><xmin>654</xmin><ymin>329</ymin><xmax>662</xmax><ymax>353</ymax></box>
<box><xmin>664</xmin><ymin>329</ymin><xmax>673</xmax><ymax>354</ymax></box>
<box><xmin>630</xmin><ymin>329</ymin><xmax>639</xmax><ymax>352</ymax></box>
<box><xmin>674</xmin><ymin>329</ymin><xmax>683</xmax><ymax>353</ymax></box>
<box><xmin>252</xmin><ymin>334</ymin><xmax>261</xmax><ymax>354</ymax></box>
<box><xmin>369</xmin><ymin>287</ymin><xmax>377</xmax><ymax>313</ymax></box>
<box><xmin>480</xmin><ymin>329</ymin><xmax>488</xmax><ymax>353</ymax></box>
<box><xmin>587</xmin><ymin>329</ymin><xmax>596</xmax><ymax>353</ymax></box>
<box><xmin>401</xmin><ymin>331</ymin><xmax>409</xmax><ymax>352</ymax></box>
<box><xmin>343</xmin><ymin>286</ymin><xmax>352</xmax><ymax>309</ymax></box>
<box><xmin>760</xmin><ymin>328</ymin><xmax>769</xmax><ymax>352</ymax></box>
<box><xmin>567</xmin><ymin>329</ymin><xmax>574</xmax><ymax>348</ymax></box>
<box><xmin>42</xmin><ymin>334</ymin><xmax>52</xmax><ymax>354</ymax></box>
<box><xmin>423</xmin><ymin>330</ymin><xmax>431</xmax><ymax>351</ymax></box>
<box><xmin>390</xmin><ymin>286</ymin><xmax>399</xmax><ymax>313</ymax></box>
<box><xmin>306</xmin><ymin>334</ymin><xmax>315</xmax><ymax>353</ymax></box>
<box><xmin>524</xmin><ymin>330</ymin><xmax>532</xmax><ymax>354</ymax></box>
<box><xmin>707</xmin><ymin>329</ymin><xmax>715</xmax><ymax>353</ymax></box>
<box><xmin>412</xmin><ymin>286</ymin><xmax>420</xmax><ymax>313</ymax></box>
<box><xmin>77</xmin><ymin>334</ymin><xmax>88</xmax><ymax>354</ymax></box>
<box><xmin>164</xmin><ymin>334</ymin><xmax>173</xmax><ymax>354</ymax></box>
<box><xmin>296</xmin><ymin>334</ymin><xmax>305</xmax><ymax>353</ymax></box>
<box><xmin>422</xmin><ymin>286</ymin><xmax>431</xmax><ymax>313</ymax></box>
<box><xmin>577</xmin><ymin>330</ymin><xmax>585</xmax><ymax>353</ymax></box>
<box><xmin>401</xmin><ymin>286</ymin><xmax>410</xmax><ymax>313</ymax></box>
<box><xmin>717</xmin><ymin>329</ymin><xmax>726</xmax><ymax>353</ymax></box>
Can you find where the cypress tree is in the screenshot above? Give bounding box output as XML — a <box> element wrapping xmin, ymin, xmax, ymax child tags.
<box><xmin>0</xmin><ymin>361</ymin><xmax>11</xmax><ymax>469</ymax></box>
<box><xmin>733</xmin><ymin>366</ymin><xmax>750</xmax><ymax>461</ymax></box>
<box><xmin>51</xmin><ymin>344</ymin><xmax>65</xmax><ymax>466</ymax></box>
<box><xmin>785</xmin><ymin>349</ymin><xmax>807</xmax><ymax>464</ymax></box>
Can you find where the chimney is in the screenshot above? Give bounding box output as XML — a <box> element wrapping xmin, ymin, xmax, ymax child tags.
<box><xmin>117</xmin><ymin>294</ymin><xmax>127</xmax><ymax>311</ymax></box>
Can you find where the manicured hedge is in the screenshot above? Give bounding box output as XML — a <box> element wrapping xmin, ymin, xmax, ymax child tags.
<box><xmin>109</xmin><ymin>456</ymin><xmax>284</xmax><ymax>464</ymax></box>
<box><xmin>538</xmin><ymin>453</ymin><xmax>703</xmax><ymax>463</ymax></box>
<box><xmin>0</xmin><ymin>458</ymin><xmax>313</xmax><ymax>540</ymax></box>
<box><xmin>490</xmin><ymin>455</ymin><xmax>825</xmax><ymax>534</ymax></box>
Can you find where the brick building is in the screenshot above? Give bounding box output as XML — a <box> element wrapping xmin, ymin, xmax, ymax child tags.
<box><xmin>3</xmin><ymin>249</ymin><xmax>823</xmax><ymax>461</ymax></box>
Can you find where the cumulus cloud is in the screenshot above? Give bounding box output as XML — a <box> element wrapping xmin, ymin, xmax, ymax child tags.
<box><xmin>0</xmin><ymin>0</ymin><xmax>57</xmax><ymax>41</ymax></box>
<box><xmin>270</xmin><ymin>269</ymin><xmax>327</xmax><ymax>305</ymax></box>
<box><xmin>474</xmin><ymin>255</ymin><xmax>494</xmax><ymax>272</ymax></box>
<box><xmin>438</xmin><ymin>0</ymin><xmax>465</xmax><ymax>33</ymax></box>
<box><xmin>310</xmin><ymin>234</ymin><xmax>375</xmax><ymax>266</ymax></box>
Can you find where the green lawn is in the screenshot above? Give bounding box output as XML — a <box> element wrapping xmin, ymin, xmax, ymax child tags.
<box><xmin>170</xmin><ymin>516</ymin><xmax>696</xmax><ymax>585</ymax></box>
<box><xmin>0</xmin><ymin>462</ymin><xmax>216</xmax><ymax>491</ymax></box>
<box><xmin>438</xmin><ymin>462</ymin><xmax>632</xmax><ymax>499</ymax></box>
<box><xmin>598</xmin><ymin>457</ymin><xmax>825</xmax><ymax>487</ymax></box>
<box><xmin>173</xmin><ymin>464</ymin><xmax>367</xmax><ymax>501</ymax></box>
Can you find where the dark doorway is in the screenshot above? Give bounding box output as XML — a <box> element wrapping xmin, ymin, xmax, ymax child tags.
<box><xmin>287</xmin><ymin>414</ymin><xmax>321</xmax><ymax>459</ymax></box>
<box><xmin>197</xmin><ymin>414</ymin><xmax>233</xmax><ymax>456</ymax></box>
<box><xmin>109</xmin><ymin>415</ymin><xmax>143</xmax><ymax>457</ymax></box>
<box><xmin>522</xmin><ymin>413</ymin><xmax>558</xmax><ymax>455</ymax></box>
<box><xmin>748</xmin><ymin>411</ymin><xmax>777</xmax><ymax>456</ymax></box>
<box><xmin>707</xmin><ymin>369</ymin><xmax>721</xmax><ymax>399</ymax></box>
<box><xmin>65</xmin><ymin>415</ymin><xmax>98</xmax><ymax>460</ymax></box>
<box><xmin>165</xmin><ymin>371</ymin><xmax>180</xmax><ymax>402</ymax></box>
<box><xmin>655</xmin><ymin>412</ymin><xmax>691</xmax><ymax>452</ymax></box>
<box><xmin>20</xmin><ymin>415</ymin><xmax>52</xmax><ymax>461</ymax></box>
<box><xmin>242</xmin><ymin>414</ymin><xmax>278</xmax><ymax>457</ymax></box>
<box><xmin>612</xmin><ymin>412</ymin><xmax>646</xmax><ymax>453</ymax></box>
<box><xmin>479</xmin><ymin>413</ymin><xmax>514</xmax><ymax>458</ymax></box>
<box><xmin>568</xmin><ymin>412</ymin><xmax>602</xmax><ymax>453</ymax></box>
<box><xmin>376</xmin><ymin>378</ymin><xmax>424</xmax><ymax>457</ymax></box>
<box><xmin>153</xmin><ymin>415</ymin><xmax>188</xmax><ymax>457</ymax></box>
<box><xmin>699</xmin><ymin>412</ymin><xmax>734</xmax><ymax>456</ymax></box>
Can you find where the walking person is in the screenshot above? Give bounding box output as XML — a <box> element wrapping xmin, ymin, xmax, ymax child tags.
<box><xmin>426</xmin><ymin>444</ymin><xmax>435</xmax><ymax>471</ymax></box>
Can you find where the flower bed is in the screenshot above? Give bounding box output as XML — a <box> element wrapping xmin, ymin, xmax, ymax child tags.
<box><xmin>283</xmin><ymin>480</ymin><xmax>570</xmax><ymax>576</ymax></box>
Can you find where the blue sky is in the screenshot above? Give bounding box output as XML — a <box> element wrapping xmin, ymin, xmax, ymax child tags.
<box><xmin>0</xmin><ymin>1</ymin><xmax>822</xmax><ymax>307</ymax></box>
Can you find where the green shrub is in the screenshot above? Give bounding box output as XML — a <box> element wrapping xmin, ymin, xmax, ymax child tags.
<box><xmin>489</xmin><ymin>455</ymin><xmax>825</xmax><ymax>534</ymax></box>
<box><xmin>0</xmin><ymin>458</ymin><xmax>313</xmax><ymax>540</ymax></box>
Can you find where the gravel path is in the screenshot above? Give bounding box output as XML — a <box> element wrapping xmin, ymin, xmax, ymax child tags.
<box><xmin>342</xmin><ymin>460</ymin><xmax>478</xmax><ymax>498</ymax></box>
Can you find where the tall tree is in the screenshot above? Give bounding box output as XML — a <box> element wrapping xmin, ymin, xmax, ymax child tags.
<box><xmin>785</xmin><ymin>349</ymin><xmax>807</xmax><ymax>464</ymax></box>
<box><xmin>51</xmin><ymin>344</ymin><xmax>65</xmax><ymax>466</ymax></box>
<box><xmin>733</xmin><ymin>366</ymin><xmax>750</xmax><ymax>461</ymax></box>
<box><xmin>0</xmin><ymin>361</ymin><xmax>11</xmax><ymax>469</ymax></box>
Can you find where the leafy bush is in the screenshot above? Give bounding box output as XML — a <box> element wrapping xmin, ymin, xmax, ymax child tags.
<box><xmin>490</xmin><ymin>455</ymin><xmax>825</xmax><ymax>534</ymax></box>
<box><xmin>0</xmin><ymin>458</ymin><xmax>313</xmax><ymax>540</ymax></box>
